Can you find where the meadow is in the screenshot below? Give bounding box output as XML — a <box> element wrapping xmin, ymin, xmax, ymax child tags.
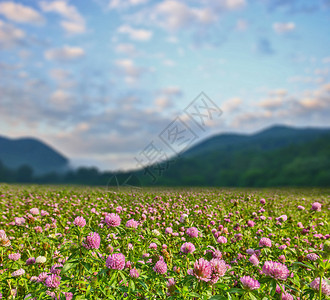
<box><xmin>0</xmin><ymin>185</ymin><xmax>329</xmax><ymax>299</ymax></box>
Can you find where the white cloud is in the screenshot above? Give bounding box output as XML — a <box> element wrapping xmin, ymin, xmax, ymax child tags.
<box><xmin>201</xmin><ymin>0</ymin><xmax>246</xmax><ymax>11</ymax></box>
<box><xmin>115</xmin><ymin>43</ymin><xmax>138</xmax><ymax>55</ymax></box>
<box><xmin>299</xmin><ymin>97</ymin><xmax>326</xmax><ymax>109</ymax></box>
<box><xmin>218</xmin><ymin>0</ymin><xmax>246</xmax><ymax>10</ymax></box>
<box><xmin>160</xmin><ymin>86</ymin><xmax>182</xmax><ymax>96</ymax></box>
<box><xmin>163</xmin><ymin>59</ymin><xmax>176</xmax><ymax>67</ymax></box>
<box><xmin>108</xmin><ymin>0</ymin><xmax>121</xmax><ymax>9</ymax></box>
<box><xmin>118</xmin><ymin>25</ymin><xmax>152</xmax><ymax>41</ymax></box>
<box><xmin>50</xmin><ymin>89</ymin><xmax>72</xmax><ymax>106</ymax></box>
<box><xmin>0</xmin><ymin>20</ymin><xmax>25</xmax><ymax>49</ymax></box>
<box><xmin>268</xmin><ymin>89</ymin><xmax>287</xmax><ymax>97</ymax></box>
<box><xmin>115</xmin><ymin>59</ymin><xmax>148</xmax><ymax>83</ymax></box>
<box><xmin>130</xmin><ymin>0</ymin><xmax>148</xmax><ymax>5</ymax></box>
<box><xmin>192</xmin><ymin>7</ymin><xmax>216</xmax><ymax>24</ymax></box>
<box><xmin>61</xmin><ymin>21</ymin><xmax>85</xmax><ymax>34</ymax></box>
<box><xmin>0</xmin><ymin>1</ymin><xmax>44</xmax><ymax>25</ymax></box>
<box><xmin>109</xmin><ymin>0</ymin><xmax>149</xmax><ymax>10</ymax></box>
<box><xmin>40</xmin><ymin>0</ymin><xmax>86</xmax><ymax>34</ymax></box>
<box><xmin>75</xmin><ymin>122</ymin><xmax>90</xmax><ymax>132</ymax></box>
<box><xmin>258</xmin><ymin>89</ymin><xmax>287</xmax><ymax>110</ymax></box>
<box><xmin>221</xmin><ymin>97</ymin><xmax>242</xmax><ymax>113</ymax></box>
<box><xmin>49</xmin><ymin>69</ymin><xmax>70</xmax><ymax>81</ymax></box>
<box><xmin>258</xmin><ymin>98</ymin><xmax>284</xmax><ymax>109</ymax></box>
<box><xmin>155</xmin><ymin>96</ymin><xmax>172</xmax><ymax>109</ymax></box>
<box><xmin>45</xmin><ymin>46</ymin><xmax>85</xmax><ymax>61</ymax></box>
<box><xmin>322</xmin><ymin>83</ymin><xmax>330</xmax><ymax>92</ymax></box>
<box><xmin>230</xmin><ymin>110</ymin><xmax>274</xmax><ymax>130</ymax></box>
<box><xmin>152</xmin><ymin>0</ymin><xmax>217</xmax><ymax>31</ymax></box>
<box><xmin>115</xmin><ymin>59</ymin><xmax>139</xmax><ymax>75</ymax></box>
<box><xmin>153</xmin><ymin>86</ymin><xmax>182</xmax><ymax>110</ymax></box>
<box><xmin>232</xmin><ymin>82</ymin><xmax>330</xmax><ymax>130</ymax></box>
<box><xmin>273</xmin><ymin>22</ymin><xmax>295</xmax><ymax>34</ymax></box>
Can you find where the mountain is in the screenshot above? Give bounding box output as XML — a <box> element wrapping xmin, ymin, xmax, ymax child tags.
<box><xmin>0</xmin><ymin>136</ymin><xmax>69</xmax><ymax>175</ymax></box>
<box><xmin>1</xmin><ymin>125</ymin><xmax>329</xmax><ymax>186</ymax></box>
<box><xmin>135</xmin><ymin>125</ymin><xmax>330</xmax><ymax>187</ymax></box>
<box><xmin>182</xmin><ymin>125</ymin><xmax>330</xmax><ymax>157</ymax></box>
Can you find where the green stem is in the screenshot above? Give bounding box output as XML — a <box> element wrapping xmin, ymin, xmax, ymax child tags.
<box><xmin>319</xmin><ymin>276</ymin><xmax>322</xmax><ymax>300</ymax></box>
<box><xmin>277</xmin><ymin>280</ymin><xmax>286</xmax><ymax>296</ymax></box>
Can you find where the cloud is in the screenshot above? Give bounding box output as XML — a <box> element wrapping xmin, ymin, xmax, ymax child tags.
<box><xmin>231</xmin><ymin>110</ymin><xmax>274</xmax><ymax>130</ymax></box>
<box><xmin>268</xmin><ymin>89</ymin><xmax>287</xmax><ymax>97</ymax></box>
<box><xmin>108</xmin><ymin>0</ymin><xmax>149</xmax><ymax>10</ymax></box>
<box><xmin>221</xmin><ymin>97</ymin><xmax>242</xmax><ymax>113</ymax></box>
<box><xmin>126</xmin><ymin>0</ymin><xmax>245</xmax><ymax>45</ymax></box>
<box><xmin>44</xmin><ymin>100</ymin><xmax>177</xmax><ymax>166</ymax></box>
<box><xmin>322</xmin><ymin>83</ymin><xmax>330</xmax><ymax>92</ymax></box>
<box><xmin>118</xmin><ymin>25</ymin><xmax>152</xmax><ymax>41</ymax></box>
<box><xmin>0</xmin><ymin>20</ymin><xmax>25</xmax><ymax>49</ymax></box>
<box><xmin>0</xmin><ymin>73</ymin><xmax>51</xmax><ymax>128</ymax></box>
<box><xmin>115</xmin><ymin>59</ymin><xmax>149</xmax><ymax>83</ymax></box>
<box><xmin>45</xmin><ymin>46</ymin><xmax>85</xmax><ymax>61</ymax></box>
<box><xmin>151</xmin><ymin>0</ymin><xmax>217</xmax><ymax>31</ymax></box>
<box><xmin>49</xmin><ymin>69</ymin><xmax>71</xmax><ymax>81</ymax></box>
<box><xmin>299</xmin><ymin>97</ymin><xmax>326</xmax><ymax>109</ymax></box>
<box><xmin>0</xmin><ymin>77</ymin><xmax>162</xmax><ymax>170</ymax></box>
<box><xmin>258</xmin><ymin>89</ymin><xmax>288</xmax><ymax>110</ymax></box>
<box><xmin>40</xmin><ymin>0</ymin><xmax>86</xmax><ymax>34</ymax></box>
<box><xmin>154</xmin><ymin>86</ymin><xmax>182</xmax><ymax>109</ymax></box>
<box><xmin>273</xmin><ymin>22</ymin><xmax>295</xmax><ymax>34</ymax></box>
<box><xmin>232</xmin><ymin>82</ymin><xmax>330</xmax><ymax>131</ymax></box>
<box><xmin>258</xmin><ymin>98</ymin><xmax>284</xmax><ymax>110</ymax></box>
<box><xmin>154</xmin><ymin>96</ymin><xmax>172</xmax><ymax>109</ymax></box>
<box><xmin>115</xmin><ymin>43</ymin><xmax>138</xmax><ymax>56</ymax></box>
<box><xmin>49</xmin><ymin>89</ymin><xmax>75</xmax><ymax>111</ymax></box>
<box><xmin>256</xmin><ymin>90</ymin><xmax>289</xmax><ymax>111</ymax></box>
<box><xmin>0</xmin><ymin>1</ymin><xmax>45</xmax><ymax>25</ymax></box>
<box><xmin>163</xmin><ymin>59</ymin><xmax>176</xmax><ymax>67</ymax></box>
<box><xmin>160</xmin><ymin>86</ymin><xmax>182</xmax><ymax>96</ymax></box>
<box><xmin>297</xmin><ymin>83</ymin><xmax>330</xmax><ymax>111</ymax></box>
<box><xmin>60</xmin><ymin>21</ymin><xmax>85</xmax><ymax>34</ymax></box>
<box><xmin>211</xmin><ymin>0</ymin><xmax>246</xmax><ymax>11</ymax></box>
<box><xmin>115</xmin><ymin>59</ymin><xmax>140</xmax><ymax>76</ymax></box>
<box><xmin>49</xmin><ymin>69</ymin><xmax>76</xmax><ymax>89</ymax></box>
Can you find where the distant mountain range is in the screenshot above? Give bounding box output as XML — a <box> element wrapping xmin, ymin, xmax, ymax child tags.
<box><xmin>182</xmin><ymin>125</ymin><xmax>330</xmax><ymax>158</ymax></box>
<box><xmin>0</xmin><ymin>125</ymin><xmax>329</xmax><ymax>186</ymax></box>
<box><xmin>134</xmin><ymin>125</ymin><xmax>330</xmax><ymax>186</ymax></box>
<box><xmin>0</xmin><ymin>136</ymin><xmax>69</xmax><ymax>175</ymax></box>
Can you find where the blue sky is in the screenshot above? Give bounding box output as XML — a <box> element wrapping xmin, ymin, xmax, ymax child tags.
<box><xmin>0</xmin><ymin>0</ymin><xmax>330</xmax><ymax>171</ymax></box>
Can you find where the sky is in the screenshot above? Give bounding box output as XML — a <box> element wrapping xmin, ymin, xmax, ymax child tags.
<box><xmin>0</xmin><ymin>0</ymin><xmax>330</xmax><ymax>171</ymax></box>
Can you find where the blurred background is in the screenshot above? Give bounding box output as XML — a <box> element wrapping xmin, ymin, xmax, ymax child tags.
<box><xmin>0</xmin><ymin>0</ymin><xmax>329</xmax><ymax>186</ymax></box>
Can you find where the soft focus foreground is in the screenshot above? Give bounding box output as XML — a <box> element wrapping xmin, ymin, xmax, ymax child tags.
<box><xmin>0</xmin><ymin>185</ymin><xmax>329</xmax><ymax>299</ymax></box>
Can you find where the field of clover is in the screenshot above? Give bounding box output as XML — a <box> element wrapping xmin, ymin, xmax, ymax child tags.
<box><xmin>0</xmin><ymin>185</ymin><xmax>329</xmax><ymax>300</ymax></box>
